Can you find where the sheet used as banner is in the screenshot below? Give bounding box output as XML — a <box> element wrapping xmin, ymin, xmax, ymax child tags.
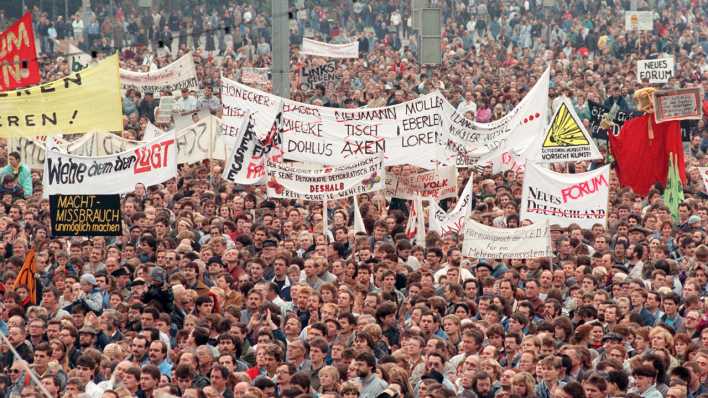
<box><xmin>429</xmin><ymin>177</ymin><xmax>473</xmax><ymax>235</ymax></box>
<box><xmin>8</xmin><ymin>136</ymin><xmax>67</xmax><ymax>170</ymax></box>
<box><xmin>385</xmin><ymin>166</ymin><xmax>457</xmax><ymax>200</ymax></box>
<box><xmin>300</xmin><ymin>38</ymin><xmax>359</xmax><ymax>59</ymax></box>
<box><xmin>520</xmin><ymin>163</ymin><xmax>610</xmax><ymax>229</ymax></box>
<box><xmin>462</xmin><ymin>219</ymin><xmax>552</xmax><ymax>259</ymax></box>
<box><xmin>625</xmin><ymin>11</ymin><xmax>653</xmax><ymax>31</ymax></box>
<box><xmin>43</xmin><ymin>132</ymin><xmax>178</xmax><ymax>196</ymax></box>
<box><xmin>0</xmin><ymin>12</ymin><xmax>40</xmax><ymax>91</ymax></box>
<box><xmin>637</xmin><ymin>57</ymin><xmax>674</xmax><ymax>84</ymax></box>
<box><xmin>265</xmin><ymin>156</ymin><xmax>384</xmax><ymax>201</ymax></box>
<box><xmin>528</xmin><ymin>99</ymin><xmax>601</xmax><ymax>163</ymax></box>
<box><xmin>120</xmin><ymin>52</ymin><xmax>198</xmax><ymax>93</ymax></box>
<box><xmin>0</xmin><ymin>54</ymin><xmax>122</xmax><ymax>137</ymax></box>
<box><xmin>653</xmin><ymin>87</ymin><xmax>704</xmax><ymax>123</ymax></box>
<box><xmin>222</xmin><ymin>113</ymin><xmax>283</xmax><ymax>185</ymax></box>
<box><xmin>50</xmin><ymin>194</ymin><xmax>122</xmax><ymax>237</ymax></box>
<box><xmin>222</xmin><ymin>76</ymin><xmax>449</xmax><ymax>168</ymax></box>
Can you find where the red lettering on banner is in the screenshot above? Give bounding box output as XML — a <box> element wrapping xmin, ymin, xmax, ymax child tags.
<box><xmin>561</xmin><ymin>174</ymin><xmax>608</xmax><ymax>203</ymax></box>
<box><xmin>246</xmin><ymin>162</ymin><xmax>265</xmax><ymax>178</ymax></box>
<box><xmin>134</xmin><ymin>139</ymin><xmax>175</xmax><ymax>174</ymax></box>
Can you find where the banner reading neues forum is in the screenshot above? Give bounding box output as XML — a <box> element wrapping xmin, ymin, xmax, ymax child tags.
<box><xmin>49</xmin><ymin>194</ymin><xmax>122</xmax><ymax>237</ymax></box>
<box><xmin>0</xmin><ymin>54</ymin><xmax>122</xmax><ymax>137</ymax></box>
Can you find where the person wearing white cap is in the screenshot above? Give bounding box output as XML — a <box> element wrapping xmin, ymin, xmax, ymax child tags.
<box><xmin>75</xmin><ymin>274</ymin><xmax>104</xmax><ymax>313</ymax></box>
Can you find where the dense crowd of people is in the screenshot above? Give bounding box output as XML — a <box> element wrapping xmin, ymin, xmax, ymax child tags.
<box><xmin>0</xmin><ymin>0</ymin><xmax>707</xmax><ymax>398</ymax></box>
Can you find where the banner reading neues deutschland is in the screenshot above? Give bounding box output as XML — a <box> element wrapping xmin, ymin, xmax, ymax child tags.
<box><xmin>520</xmin><ymin>164</ymin><xmax>610</xmax><ymax>229</ymax></box>
<box><xmin>0</xmin><ymin>54</ymin><xmax>122</xmax><ymax>137</ymax></box>
<box><xmin>43</xmin><ymin>132</ymin><xmax>177</xmax><ymax>196</ymax></box>
<box><xmin>266</xmin><ymin>156</ymin><xmax>384</xmax><ymax>201</ymax></box>
<box><xmin>50</xmin><ymin>194</ymin><xmax>122</xmax><ymax>237</ymax></box>
<box><xmin>120</xmin><ymin>52</ymin><xmax>198</xmax><ymax>93</ymax></box>
<box><xmin>0</xmin><ymin>12</ymin><xmax>40</xmax><ymax>91</ymax></box>
<box><xmin>462</xmin><ymin>219</ymin><xmax>552</xmax><ymax>259</ymax></box>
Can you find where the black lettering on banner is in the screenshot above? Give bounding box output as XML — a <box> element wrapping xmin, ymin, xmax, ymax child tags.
<box><xmin>221</xmin><ymin>83</ymin><xmax>273</xmax><ymax>106</ymax></box>
<box><xmin>176</xmin><ymin>122</ymin><xmax>208</xmax><ymax>159</ymax></box>
<box><xmin>50</xmin><ymin>194</ymin><xmax>122</xmax><ymax>237</ymax></box>
<box><xmin>0</xmin><ymin>112</ymin><xmax>59</xmax><ymax>128</ymax></box>
<box><xmin>286</xmin><ymin>139</ymin><xmax>333</xmax><ymax>156</ymax></box>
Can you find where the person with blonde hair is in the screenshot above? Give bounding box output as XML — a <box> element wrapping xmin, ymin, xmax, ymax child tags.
<box><xmin>317</xmin><ymin>365</ymin><xmax>340</xmax><ymax>394</ymax></box>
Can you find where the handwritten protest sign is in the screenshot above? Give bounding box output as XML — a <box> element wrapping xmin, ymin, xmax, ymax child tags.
<box><xmin>653</xmin><ymin>87</ymin><xmax>704</xmax><ymax>123</ymax></box>
<box><xmin>301</xmin><ymin>61</ymin><xmax>340</xmax><ymax>91</ymax></box>
<box><xmin>587</xmin><ymin>100</ymin><xmax>640</xmax><ymax>140</ymax></box>
<box><xmin>120</xmin><ymin>52</ymin><xmax>198</xmax><ymax>93</ymax></box>
<box><xmin>625</xmin><ymin>11</ymin><xmax>653</xmax><ymax>31</ymax></box>
<box><xmin>429</xmin><ymin>177</ymin><xmax>473</xmax><ymax>235</ymax></box>
<box><xmin>0</xmin><ymin>54</ymin><xmax>122</xmax><ymax>137</ymax></box>
<box><xmin>43</xmin><ymin>132</ymin><xmax>177</xmax><ymax>196</ymax></box>
<box><xmin>462</xmin><ymin>220</ymin><xmax>552</xmax><ymax>259</ymax></box>
<box><xmin>266</xmin><ymin>156</ymin><xmax>384</xmax><ymax>201</ymax></box>
<box><xmin>385</xmin><ymin>166</ymin><xmax>457</xmax><ymax>200</ymax></box>
<box><xmin>50</xmin><ymin>194</ymin><xmax>122</xmax><ymax>237</ymax></box>
<box><xmin>0</xmin><ymin>12</ymin><xmax>40</xmax><ymax>91</ymax></box>
<box><xmin>520</xmin><ymin>164</ymin><xmax>610</xmax><ymax>229</ymax></box>
<box><xmin>637</xmin><ymin>57</ymin><xmax>674</xmax><ymax>84</ymax></box>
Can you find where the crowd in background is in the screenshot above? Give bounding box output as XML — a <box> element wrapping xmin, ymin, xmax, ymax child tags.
<box><xmin>0</xmin><ymin>0</ymin><xmax>706</xmax><ymax>398</ymax></box>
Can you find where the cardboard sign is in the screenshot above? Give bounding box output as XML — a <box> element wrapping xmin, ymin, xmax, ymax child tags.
<box><xmin>520</xmin><ymin>164</ymin><xmax>610</xmax><ymax>229</ymax></box>
<box><xmin>653</xmin><ymin>87</ymin><xmax>704</xmax><ymax>123</ymax></box>
<box><xmin>530</xmin><ymin>99</ymin><xmax>601</xmax><ymax>163</ymax></box>
<box><xmin>637</xmin><ymin>57</ymin><xmax>674</xmax><ymax>83</ymax></box>
<box><xmin>50</xmin><ymin>194</ymin><xmax>122</xmax><ymax>237</ymax></box>
<box><xmin>0</xmin><ymin>55</ymin><xmax>122</xmax><ymax>137</ymax></box>
<box><xmin>625</xmin><ymin>11</ymin><xmax>653</xmax><ymax>31</ymax></box>
<box><xmin>301</xmin><ymin>61</ymin><xmax>340</xmax><ymax>91</ymax></box>
<box><xmin>462</xmin><ymin>220</ymin><xmax>552</xmax><ymax>259</ymax></box>
<box><xmin>385</xmin><ymin>166</ymin><xmax>457</xmax><ymax>200</ymax></box>
<box><xmin>0</xmin><ymin>12</ymin><xmax>40</xmax><ymax>90</ymax></box>
<box><xmin>266</xmin><ymin>156</ymin><xmax>384</xmax><ymax>201</ymax></box>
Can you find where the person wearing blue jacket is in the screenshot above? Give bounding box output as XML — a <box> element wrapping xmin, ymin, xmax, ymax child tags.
<box><xmin>0</xmin><ymin>151</ymin><xmax>32</xmax><ymax>198</ymax></box>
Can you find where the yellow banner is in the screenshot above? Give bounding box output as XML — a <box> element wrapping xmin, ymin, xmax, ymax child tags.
<box><xmin>0</xmin><ymin>54</ymin><xmax>122</xmax><ymax>137</ymax></box>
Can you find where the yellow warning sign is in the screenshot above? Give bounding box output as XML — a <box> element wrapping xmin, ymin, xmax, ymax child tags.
<box><xmin>542</xmin><ymin>102</ymin><xmax>590</xmax><ymax>147</ymax></box>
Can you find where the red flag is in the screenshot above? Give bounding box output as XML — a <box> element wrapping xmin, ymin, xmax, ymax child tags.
<box><xmin>0</xmin><ymin>12</ymin><xmax>40</xmax><ymax>91</ymax></box>
<box><xmin>609</xmin><ymin>114</ymin><xmax>685</xmax><ymax>196</ymax></box>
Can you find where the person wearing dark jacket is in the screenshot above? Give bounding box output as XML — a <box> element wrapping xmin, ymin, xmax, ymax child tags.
<box><xmin>142</xmin><ymin>267</ymin><xmax>174</xmax><ymax>314</ymax></box>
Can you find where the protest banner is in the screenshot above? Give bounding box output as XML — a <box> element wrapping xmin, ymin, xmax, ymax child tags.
<box><xmin>636</xmin><ymin>57</ymin><xmax>674</xmax><ymax>84</ymax></box>
<box><xmin>66</xmin><ymin>132</ymin><xmax>142</xmax><ymax>157</ymax></box>
<box><xmin>462</xmin><ymin>219</ymin><xmax>552</xmax><ymax>259</ymax></box>
<box><xmin>385</xmin><ymin>166</ymin><xmax>457</xmax><ymax>200</ymax></box>
<box><xmin>587</xmin><ymin>100</ymin><xmax>640</xmax><ymax>140</ymax></box>
<box><xmin>222</xmin><ymin>76</ymin><xmax>450</xmax><ymax>168</ymax></box>
<box><xmin>300</xmin><ymin>38</ymin><xmax>359</xmax><ymax>59</ymax></box>
<box><xmin>0</xmin><ymin>54</ymin><xmax>122</xmax><ymax>137</ymax></box>
<box><xmin>698</xmin><ymin>167</ymin><xmax>708</xmax><ymax>193</ymax></box>
<box><xmin>8</xmin><ymin>136</ymin><xmax>68</xmax><ymax>170</ymax></box>
<box><xmin>529</xmin><ymin>99</ymin><xmax>601</xmax><ymax>163</ymax></box>
<box><xmin>429</xmin><ymin>177</ymin><xmax>473</xmax><ymax>235</ymax></box>
<box><xmin>142</xmin><ymin>122</ymin><xmax>165</xmax><ymax>141</ymax></box>
<box><xmin>653</xmin><ymin>87</ymin><xmax>704</xmax><ymax>123</ymax></box>
<box><xmin>520</xmin><ymin>163</ymin><xmax>610</xmax><ymax>229</ymax></box>
<box><xmin>241</xmin><ymin>67</ymin><xmax>270</xmax><ymax>86</ymax></box>
<box><xmin>301</xmin><ymin>61</ymin><xmax>340</xmax><ymax>91</ymax></box>
<box><xmin>625</xmin><ymin>11</ymin><xmax>653</xmax><ymax>31</ymax></box>
<box><xmin>120</xmin><ymin>52</ymin><xmax>198</xmax><ymax>93</ymax></box>
<box><xmin>43</xmin><ymin>132</ymin><xmax>178</xmax><ymax>196</ymax></box>
<box><xmin>223</xmin><ymin>113</ymin><xmax>283</xmax><ymax>185</ymax></box>
<box><xmin>155</xmin><ymin>96</ymin><xmax>175</xmax><ymax>124</ymax></box>
<box><xmin>0</xmin><ymin>12</ymin><xmax>40</xmax><ymax>91</ymax></box>
<box><xmin>50</xmin><ymin>194</ymin><xmax>122</xmax><ymax>237</ymax></box>
<box><xmin>265</xmin><ymin>156</ymin><xmax>384</xmax><ymax>201</ymax></box>
<box><xmin>175</xmin><ymin>115</ymin><xmax>226</xmax><ymax>164</ymax></box>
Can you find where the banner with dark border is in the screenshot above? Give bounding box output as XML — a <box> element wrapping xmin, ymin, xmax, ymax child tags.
<box><xmin>50</xmin><ymin>194</ymin><xmax>122</xmax><ymax>236</ymax></box>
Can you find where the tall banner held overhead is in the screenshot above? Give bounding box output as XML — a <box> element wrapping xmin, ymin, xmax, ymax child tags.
<box><xmin>0</xmin><ymin>12</ymin><xmax>40</xmax><ymax>91</ymax></box>
<box><xmin>222</xmin><ymin>111</ymin><xmax>283</xmax><ymax>185</ymax></box>
<box><xmin>530</xmin><ymin>99</ymin><xmax>601</xmax><ymax>163</ymax></box>
<box><xmin>265</xmin><ymin>156</ymin><xmax>384</xmax><ymax>201</ymax></box>
<box><xmin>120</xmin><ymin>53</ymin><xmax>198</xmax><ymax>93</ymax></box>
<box><xmin>520</xmin><ymin>164</ymin><xmax>610</xmax><ymax>229</ymax></box>
<box><xmin>0</xmin><ymin>54</ymin><xmax>122</xmax><ymax>137</ymax></box>
<box><xmin>50</xmin><ymin>194</ymin><xmax>122</xmax><ymax>237</ymax></box>
<box><xmin>300</xmin><ymin>38</ymin><xmax>359</xmax><ymax>59</ymax></box>
<box><xmin>429</xmin><ymin>177</ymin><xmax>474</xmax><ymax>235</ymax></box>
<box><xmin>43</xmin><ymin>132</ymin><xmax>177</xmax><ymax>196</ymax></box>
<box><xmin>462</xmin><ymin>220</ymin><xmax>552</xmax><ymax>259</ymax></box>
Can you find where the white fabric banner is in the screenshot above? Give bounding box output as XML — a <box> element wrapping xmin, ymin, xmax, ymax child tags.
<box><xmin>142</xmin><ymin>122</ymin><xmax>165</xmax><ymax>141</ymax></box>
<box><xmin>8</xmin><ymin>136</ymin><xmax>67</xmax><ymax>170</ymax></box>
<box><xmin>43</xmin><ymin>132</ymin><xmax>178</xmax><ymax>196</ymax></box>
<box><xmin>66</xmin><ymin>133</ymin><xmax>142</xmax><ymax>157</ymax></box>
<box><xmin>462</xmin><ymin>220</ymin><xmax>552</xmax><ymax>259</ymax></box>
<box><xmin>698</xmin><ymin>167</ymin><xmax>708</xmax><ymax>192</ymax></box>
<box><xmin>222</xmin><ymin>113</ymin><xmax>283</xmax><ymax>185</ymax></box>
<box><xmin>120</xmin><ymin>53</ymin><xmax>198</xmax><ymax>93</ymax></box>
<box><xmin>353</xmin><ymin>196</ymin><xmax>367</xmax><ymax>234</ymax></box>
<box><xmin>520</xmin><ymin>164</ymin><xmax>610</xmax><ymax>229</ymax></box>
<box><xmin>175</xmin><ymin>115</ymin><xmax>226</xmax><ymax>164</ymax></box>
<box><xmin>385</xmin><ymin>166</ymin><xmax>457</xmax><ymax>200</ymax></box>
<box><xmin>528</xmin><ymin>98</ymin><xmax>602</xmax><ymax>163</ymax></box>
<box><xmin>222</xmin><ymin>76</ymin><xmax>449</xmax><ymax>168</ymax></box>
<box><xmin>265</xmin><ymin>156</ymin><xmax>384</xmax><ymax>201</ymax></box>
<box><xmin>429</xmin><ymin>177</ymin><xmax>473</xmax><ymax>235</ymax></box>
<box><xmin>301</xmin><ymin>38</ymin><xmax>359</xmax><ymax>59</ymax></box>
